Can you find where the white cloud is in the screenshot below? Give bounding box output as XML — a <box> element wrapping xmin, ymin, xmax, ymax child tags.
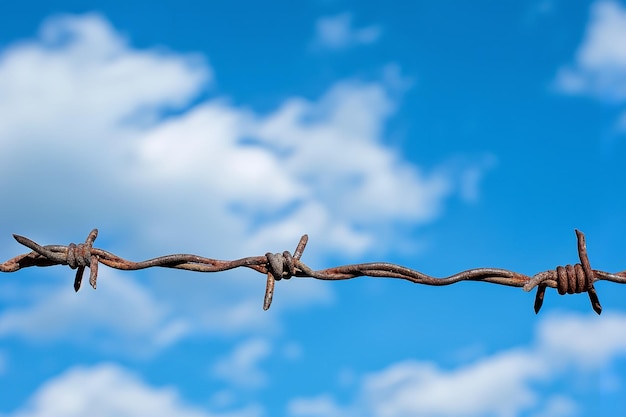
<box><xmin>288</xmin><ymin>395</ymin><xmax>346</xmax><ymax>417</ymax></box>
<box><xmin>0</xmin><ymin>268</ymin><xmax>333</xmax><ymax>353</ymax></box>
<box><xmin>0</xmin><ymin>13</ymin><xmax>489</xmax><ymax>351</ymax></box>
<box><xmin>0</xmin><ymin>270</ymin><xmax>190</xmax><ymax>355</ymax></box>
<box><xmin>313</xmin><ymin>12</ymin><xmax>381</xmax><ymax>50</ymax></box>
<box><xmin>554</xmin><ymin>1</ymin><xmax>626</xmax><ymax>101</ymax></box>
<box><xmin>212</xmin><ymin>338</ymin><xmax>272</xmax><ymax>388</ymax></box>
<box><xmin>288</xmin><ymin>312</ymin><xmax>626</xmax><ymax>417</ymax></box>
<box><xmin>247</xmin><ymin>80</ymin><xmax>458</xmax><ymax>254</ymax></box>
<box><xmin>536</xmin><ymin>312</ymin><xmax>626</xmax><ymax>369</ymax></box>
<box><xmin>359</xmin><ymin>352</ymin><xmax>544</xmax><ymax>417</ymax></box>
<box><xmin>6</xmin><ymin>363</ymin><xmax>262</xmax><ymax>417</ymax></box>
<box><xmin>0</xmin><ymin>13</ymin><xmax>208</xmax><ymax>141</ymax></box>
<box><xmin>0</xmin><ymin>12</ymin><xmax>209</xmax><ymax>241</ymax></box>
<box><xmin>0</xmin><ymin>12</ymin><xmax>485</xmax><ymax>258</ymax></box>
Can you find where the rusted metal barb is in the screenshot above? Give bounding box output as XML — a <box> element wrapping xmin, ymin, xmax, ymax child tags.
<box><xmin>523</xmin><ymin>229</ymin><xmax>603</xmax><ymax>314</ymax></box>
<box><xmin>2</xmin><ymin>229</ymin><xmax>626</xmax><ymax>314</ymax></box>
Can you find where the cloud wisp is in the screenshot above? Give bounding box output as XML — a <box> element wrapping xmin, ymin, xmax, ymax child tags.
<box><xmin>312</xmin><ymin>12</ymin><xmax>381</xmax><ymax>51</ymax></box>
<box><xmin>0</xmin><ymin>270</ymin><xmax>190</xmax><ymax>355</ymax></box>
<box><xmin>212</xmin><ymin>338</ymin><xmax>272</xmax><ymax>389</ymax></box>
<box><xmin>554</xmin><ymin>1</ymin><xmax>626</xmax><ymax>100</ymax></box>
<box><xmin>554</xmin><ymin>0</ymin><xmax>626</xmax><ymax>132</ymax></box>
<box><xmin>288</xmin><ymin>311</ymin><xmax>626</xmax><ymax>417</ymax></box>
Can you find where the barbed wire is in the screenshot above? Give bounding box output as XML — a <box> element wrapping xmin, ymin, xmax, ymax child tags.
<box><xmin>1</xmin><ymin>228</ymin><xmax>625</xmax><ymax>314</ymax></box>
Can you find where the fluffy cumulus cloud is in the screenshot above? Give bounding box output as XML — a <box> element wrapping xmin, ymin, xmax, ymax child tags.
<box><xmin>0</xmin><ymin>12</ymin><xmax>480</xmax><ymax>257</ymax></box>
<box><xmin>312</xmin><ymin>12</ymin><xmax>381</xmax><ymax>50</ymax></box>
<box><xmin>5</xmin><ymin>363</ymin><xmax>262</xmax><ymax>417</ymax></box>
<box><xmin>0</xmin><ymin>13</ymin><xmax>208</xmax><ymax>141</ymax></box>
<box><xmin>0</xmin><ymin>12</ymin><xmax>210</xmax><ymax>240</ymax></box>
<box><xmin>288</xmin><ymin>311</ymin><xmax>626</xmax><ymax>417</ymax></box>
<box><xmin>554</xmin><ymin>0</ymin><xmax>626</xmax><ymax>129</ymax></box>
<box><xmin>0</xmin><ymin>13</ymin><xmax>488</xmax><ymax>351</ymax></box>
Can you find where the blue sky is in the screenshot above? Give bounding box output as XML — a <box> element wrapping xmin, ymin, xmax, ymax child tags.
<box><xmin>1</xmin><ymin>1</ymin><xmax>626</xmax><ymax>416</ymax></box>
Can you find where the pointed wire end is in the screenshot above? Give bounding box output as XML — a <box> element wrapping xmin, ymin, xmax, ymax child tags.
<box><xmin>533</xmin><ymin>286</ymin><xmax>546</xmax><ymax>314</ymax></box>
<box><xmin>588</xmin><ymin>287</ymin><xmax>602</xmax><ymax>315</ymax></box>
<box><xmin>12</xmin><ymin>234</ymin><xmax>31</xmax><ymax>246</ymax></box>
<box><xmin>263</xmin><ymin>273</ymin><xmax>275</xmax><ymax>311</ymax></box>
<box><xmin>575</xmin><ymin>229</ymin><xmax>584</xmax><ymax>242</ymax></box>
<box><xmin>294</xmin><ymin>234</ymin><xmax>309</xmax><ymax>260</ymax></box>
<box><xmin>12</xmin><ymin>234</ymin><xmax>45</xmax><ymax>255</ymax></box>
<box><xmin>87</xmin><ymin>228</ymin><xmax>99</xmax><ymax>244</ymax></box>
<box><xmin>74</xmin><ymin>266</ymin><xmax>86</xmax><ymax>293</ymax></box>
<box><xmin>89</xmin><ymin>258</ymin><xmax>98</xmax><ymax>290</ymax></box>
<box><xmin>593</xmin><ymin>303</ymin><xmax>602</xmax><ymax>315</ymax></box>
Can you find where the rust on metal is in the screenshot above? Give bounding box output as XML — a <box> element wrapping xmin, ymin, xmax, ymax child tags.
<box><xmin>2</xmin><ymin>229</ymin><xmax>625</xmax><ymax>314</ymax></box>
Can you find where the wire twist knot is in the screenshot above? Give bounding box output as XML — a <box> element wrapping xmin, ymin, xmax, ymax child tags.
<box><xmin>555</xmin><ymin>264</ymin><xmax>592</xmax><ymax>295</ymax></box>
<box><xmin>529</xmin><ymin>229</ymin><xmax>602</xmax><ymax>315</ymax></box>
<box><xmin>265</xmin><ymin>251</ymin><xmax>297</xmax><ymax>281</ymax></box>
<box><xmin>69</xmin><ymin>229</ymin><xmax>99</xmax><ymax>292</ymax></box>
<box><xmin>262</xmin><ymin>235</ymin><xmax>309</xmax><ymax>310</ymax></box>
<box><xmin>67</xmin><ymin>243</ymin><xmax>92</xmax><ymax>269</ymax></box>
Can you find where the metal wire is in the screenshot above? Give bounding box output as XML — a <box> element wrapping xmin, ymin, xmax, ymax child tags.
<box><xmin>1</xmin><ymin>229</ymin><xmax>625</xmax><ymax>314</ymax></box>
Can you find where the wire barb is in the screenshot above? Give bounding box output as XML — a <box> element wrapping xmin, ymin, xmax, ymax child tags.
<box><xmin>262</xmin><ymin>234</ymin><xmax>308</xmax><ymax>310</ymax></box>
<box><xmin>67</xmin><ymin>229</ymin><xmax>99</xmax><ymax>291</ymax></box>
<box><xmin>527</xmin><ymin>229</ymin><xmax>602</xmax><ymax>314</ymax></box>
<box><xmin>1</xmin><ymin>229</ymin><xmax>625</xmax><ymax>313</ymax></box>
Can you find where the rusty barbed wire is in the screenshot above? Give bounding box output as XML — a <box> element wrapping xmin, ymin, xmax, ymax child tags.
<box><xmin>1</xmin><ymin>229</ymin><xmax>625</xmax><ymax>314</ymax></box>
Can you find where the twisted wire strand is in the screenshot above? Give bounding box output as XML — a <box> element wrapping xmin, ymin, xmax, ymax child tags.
<box><xmin>2</xmin><ymin>229</ymin><xmax>625</xmax><ymax>313</ymax></box>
